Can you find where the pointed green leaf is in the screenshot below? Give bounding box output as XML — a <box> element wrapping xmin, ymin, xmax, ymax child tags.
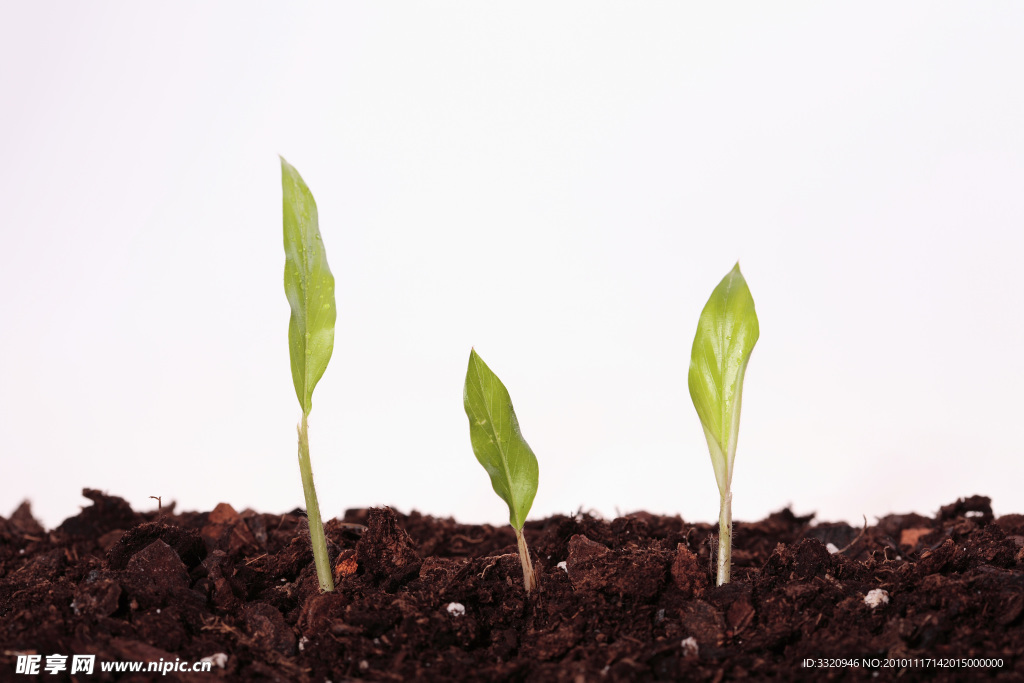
<box><xmin>688</xmin><ymin>263</ymin><xmax>759</xmax><ymax>496</ymax></box>
<box><xmin>282</xmin><ymin>157</ymin><xmax>336</xmax><ymax>416</ymax></box>
<box><xmin>463</xmin><ymin>349</ymin><xmax>539</xmax><ymax>530</ymax></box>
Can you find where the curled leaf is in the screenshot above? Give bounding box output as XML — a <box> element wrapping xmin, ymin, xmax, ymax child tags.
<box><xmin>463</xmin><ymin>349</ymin><xmax>539</xmax><ymax>530</ymax></box>
<box><xmin>282</xmin><ymin>157</ymin><xmax>336</xmax><ymax>416</ymax></box>
<box><xmin>687</xmin><ymin>263</ymin><xmax>759</xmax><ymax>496</ymax></box>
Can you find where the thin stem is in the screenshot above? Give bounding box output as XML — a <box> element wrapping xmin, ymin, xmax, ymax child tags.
<box><xmin>298</xmin><ymin>413</ymin><xmax>334</xmax><ymax>592</ymax></box>
<box><xmin>717</xmin><ymin>491</ymin><xmax>732</xmax><ymax>586</ymax></box>
<box><xmin>514</xmin><ymin>526</ymin><xmax>537</xmax><ymax>593</ymax></box>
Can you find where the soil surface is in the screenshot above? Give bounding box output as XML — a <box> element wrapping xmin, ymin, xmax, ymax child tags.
<box><xmin>1</xmin><ymin>490</ymin><xmax>1022</xmax><ymax>682</ymax></box>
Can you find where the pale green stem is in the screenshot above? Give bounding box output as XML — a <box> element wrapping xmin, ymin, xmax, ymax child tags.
<box><xmin>298</xmin><ymin>413</ymin><xmax>334</xmax><ymax>592</ymax></box>
<box><xmin>514</xmin><ymin>526</ymin><xmax>537</xmax><ymax>593</ymax></box>
<box><xmin>717</xmin><ymin>490</ymin><xmax>732</xmax><ymax>586</ymax></box>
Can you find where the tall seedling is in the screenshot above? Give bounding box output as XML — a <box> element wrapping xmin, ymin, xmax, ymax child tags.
<box><xmin>281</xmin><ymin>157</ymin><xmax>336</xmax><ymax>592</ymax></box>
<box><xmin>688</xmin><ymin>263</ymin><xmax>759</xmax><ymax>586</ymax></box>
<box><xmin>463</xmin><ymin>349</ymin><xmax>539</xmax><ymax>592</ymax></box>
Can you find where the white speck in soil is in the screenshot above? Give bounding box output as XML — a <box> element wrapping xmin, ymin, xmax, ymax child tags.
<box><xmin>557</xmin><ymin>561</ymin><xmax>568</xmax><ymax>573</ymax></box>
<box><xmin>864</xmin><ymin>588</ymin><xmax>889</xmax><ymax>608</ymax></box>
<box><xmin>681</xmin><ymin>637</ymin><xmax>699</xmax><ymax>658</ymax></box>
<box><xmin>200</xmin><ymin>653</ymin><xmax>228</xmax><ymax>669</ymax></box>
<box><xmin>447</xmin><ymin>602</ymin><xmax>466</xmax><ymax>617</ymax></box>
<box><xmin>826</xmin><ymin>543</ymin><xmax>839</xmax><ymax>554</ymax></box>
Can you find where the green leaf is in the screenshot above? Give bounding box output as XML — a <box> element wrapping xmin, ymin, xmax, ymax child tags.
<box><xmin>282</xmin><ymin>157</ymin><xmax>336</xmax><ymax>416</ymax></box>
<box><xmin>463</xmin><ymin>349</ymin><xmax>539</xmax><ymax>530</ymax></box>
<box><xmin>688</xmin><ymin>263</ymin><xmax>759</xmax><ymax>496</ymax></box>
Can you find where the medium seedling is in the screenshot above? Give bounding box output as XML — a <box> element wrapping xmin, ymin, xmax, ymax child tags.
<box><xmin>463</xmin><ymin>349</ymin><xmax>539</xmax><ymax>592</ymax></box>
<box><xmin>281</xmin><ymin>157</ymin><xmax>336</xmax><ymax>593</ymax></box>
<box><xmin>687</xmin><ymin>263</ymin><xmax>759</xmax><ymax>586</ymax></box>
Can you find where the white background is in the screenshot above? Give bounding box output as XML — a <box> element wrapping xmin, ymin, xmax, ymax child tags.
<box><xmin>2</xmin><ymin>4</ymin><xmax>1022</xmax><ymax>531</ymax></box>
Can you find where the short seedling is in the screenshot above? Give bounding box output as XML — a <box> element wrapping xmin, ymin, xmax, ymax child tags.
<box><xmin>281</xmin><ymin>157</ymin><xmax>337</xmax><ymax>593</ymax></box>
<box><xmin>687</xmin><ymin>263</ymin><xmax>759</xmax><ymax>586</ymax></box>
<box><xmin>463</xmin><ymin>349</ymin><xmax>539</xmax><ymax>592</ymax></box>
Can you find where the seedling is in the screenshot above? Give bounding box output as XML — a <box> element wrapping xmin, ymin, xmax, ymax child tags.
<box><xmin>463</xmin><ymin>349</ymin><xmax>539</xmax><ymax>592</ymax></box>
<box><xmin>281</xmin><ymin>157</ymin><xmax>336</xmax><ymax>593</ymax></box>
<box><xmin>687</xmin><ymin>263</ymin><xmax>759</xmax><ymax>586</ymax></box>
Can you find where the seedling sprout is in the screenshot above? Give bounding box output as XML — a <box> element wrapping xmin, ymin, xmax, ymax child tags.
<box><xmin>463</xmin><ymin>349</ymin><xmax>540</xmax><ymax>592</ymax></box>
<box><xmin>281</xmin><ymin>157</ymin><xmax>336</xmax><ymax>593</ymax></box>
<box><xmin>687</xmin><ymin>263</ymin><xmax>759</xmax><ymax>586</ymax></box>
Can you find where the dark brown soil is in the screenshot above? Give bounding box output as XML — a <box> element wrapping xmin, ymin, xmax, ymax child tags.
<box><xmin>2</xmin><ymin>490</ymin><xmax>1022</xmax><ymax>682</ymax></box>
